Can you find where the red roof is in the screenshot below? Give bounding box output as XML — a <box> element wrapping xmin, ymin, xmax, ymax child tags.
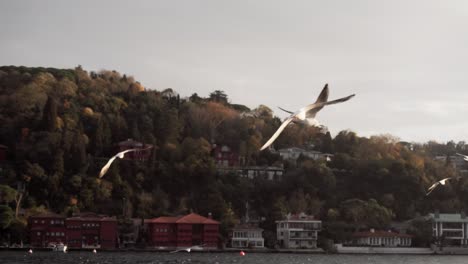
<box><xmin>67</xmin><ymin>216</ymin><xmax>116</xmax><ymax>222</ymax></box>
<box><xmin>176</xmin><ymin>213</ymin><xmax>219</xmax><ymax>224</ymax></box>
<box><xmin>148</xmin><ymin>216</ymin><xmax>181</xmax><ymax>223</ymax></box>
<box><xmin>148</xmin><ymin>213</ymin><xmax>219</xmax><ymax>224</ymax></box>
<box><xmin>67</xmin><ymin>212</ymin><xmax>116</xmax><ymax>222</ymax></box>
<box><xmin>353</xmin><ymin>230</ymin><xmax>413</xmax><ymax>238</ymax></box>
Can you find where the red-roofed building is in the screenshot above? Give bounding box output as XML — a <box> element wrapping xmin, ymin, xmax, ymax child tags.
<box><xmin>28</xmin><ymin>212</ymin><xmax>118</xmax><ymax>249</ymax></box>
<box><xmin>28</xmin><ymin>213</ymin><xmax>66</xmax><ymax>248</ymax></box>
<box><xmin>65</xmin><ymin>213</ymin><xmax>118</xmax><ymax>249</ymax></box>
<box><xmin>349</xmin><ymin>229</ymin><xmax>413</xmax><ymax>247</ymax></box>
<box><xmin>213</xmin><ymin>144</ymin><xmax>240</xmax><ymax>167</ymax></box>
<box><xmin>147</xmin><ymin>213</ymin><xmax>220</xmax><ymax>249</ymax></box>
<box><xmin>118</xmin><ymin>139</ymin><xmax>153</xmax><ymax>161</ymax></box>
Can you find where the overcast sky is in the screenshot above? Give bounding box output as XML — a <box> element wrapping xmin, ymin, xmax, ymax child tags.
<box><xmin>1</xmin><ymin>0</ymin><xmax>468</xmax><ymax>143</ymax></box>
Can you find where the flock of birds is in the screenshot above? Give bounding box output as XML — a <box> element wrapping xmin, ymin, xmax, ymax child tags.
<box><xmin>27</xmin><ymin>83</ymin><xmax>467</xmax><ymax>254</ymax></box>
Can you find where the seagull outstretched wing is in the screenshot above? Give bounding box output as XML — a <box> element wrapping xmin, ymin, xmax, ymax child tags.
<box><xmin>302</xmin><ymin>94</ymin><xmax>355</xmax><ymax>119</ymax></box>
<box><xmin>259</xmin><ymin>84</ymin><xmax>355</xmax><ymax>151</ymax></box>
<box><xmin>426</xmin><ymin>177</ymin><xmax>455</xmax><ymax>196</ymax></box>
<box><xmin>456</xmin><ymin>153</ymin><xmax>468</xmax><ymax>161</ymax></box>
<box><xmin>260</xmin><ymin>117</ymin><xmax>294</xmax><ymax>151</ymax></box>
<box><xmin>170</xmin><ymin>244</ymin><xmax>204</xmax><ymax>253</ymax></box>
<box><xmin>278</xmin><ymin>106</ymin><xmax>294</xmax><ymax>114</ymax></box>
<box><xmin>426</xmin><ymin>182</ymin><xmax>441</xmax><ymax>196</ymax></box>
<box><xmin>98</xmin><ymin>148</ymin><xmax>149</xmax><ymax>178</ymax></box>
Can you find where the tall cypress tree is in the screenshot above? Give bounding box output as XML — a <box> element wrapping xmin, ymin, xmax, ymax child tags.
<box><xmin>42</xmin><ymin>96</ymin><xmax>57</xmax><ymax>131</ymax></box>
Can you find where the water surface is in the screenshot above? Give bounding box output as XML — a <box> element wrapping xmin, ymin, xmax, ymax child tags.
<box><xmin>1</xmin><ymin>251</ymin><xmax>467</xmax><ymax>264</ymax></box>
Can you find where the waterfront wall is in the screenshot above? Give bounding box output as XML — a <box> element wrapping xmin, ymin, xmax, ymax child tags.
<box><xmin>335</xmin><ymin>244</ymin><xmax>433</xmax><ymax>254</ymax></box>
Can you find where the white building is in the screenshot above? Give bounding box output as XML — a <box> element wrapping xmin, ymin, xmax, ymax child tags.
<box><xmin>348</xmin><ymin>229</ymin><xmax>412</xmax><ymax>247</ymax></box>
<box><xmin>217</xmin><ymin>166</ymin><xmax>284</xmax><ymax>181</ymax></box>
<box><xmin>430</xmin><ymin>212</ymin><xmax>468</xmax><ymax>246</ymax></box>
<box><xmin>230</xmin><ymin>224</ymin><xmax>264</xmax><ymax>248</ymax></box>
<box><xmin>434</xmin><ymin>155</ymin><xmax>467</xmax><ymax>171</ymax></box>
<box><xmin>276</xmin><ymin>212</ymin><xmax>321</xmax><ymax>249</ymax></box>
<box><xmin>278</xmin><ymin>148</ymin><xmax>332</xmax><ymax>163</ymax></box>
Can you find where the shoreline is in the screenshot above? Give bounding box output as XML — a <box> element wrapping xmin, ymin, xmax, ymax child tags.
<box><xmin>4</xmin><ymin>245</ymin><xmax>468</xmax><ymax>255</ymax></box>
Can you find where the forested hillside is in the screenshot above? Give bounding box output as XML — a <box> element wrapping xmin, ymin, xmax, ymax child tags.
<box><xmin>0</xmin><ymin>66</ymin><xmax>467</xmax><ymax>245</ymax></box>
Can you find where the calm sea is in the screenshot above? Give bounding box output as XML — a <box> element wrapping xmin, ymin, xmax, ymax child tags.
<box><xmin>1</xmin><ymin>251</ymin><xmax>467</xmax><ymax>264</ymax></box>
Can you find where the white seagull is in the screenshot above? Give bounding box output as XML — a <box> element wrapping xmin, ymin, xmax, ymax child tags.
<box><xmin>456</xmin><ymin>153</ymin><xmax>468</xmax><ymax>162</ymax></box>
<box><xmin>170</xmin><ymin>244</ymin><xmax>204</xmax><ymax>253</ymax></box>
<box><xmin>98</xmin><ymin>147</ymin><xmax>152</xmax><ymax>178</ymax></box>
<box><xmin>260</xmin><ymin>84</ymin><xmax>355</xmax><ymax>151</ymax></box>
<box><xmin>426</xmin><ymin>177</ymin><xmax>460</xmax><ymax>196</ymax></box>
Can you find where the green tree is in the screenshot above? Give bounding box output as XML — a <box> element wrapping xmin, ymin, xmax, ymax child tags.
<box><xmin>0</xmin><ymin>205</ymin><xmax>14</xmax><ymax>229</ymax></box>
<box><xmin>0</xmin><ymin>185</ymin><xmax>16</xmax><ymax>205</ymax></box>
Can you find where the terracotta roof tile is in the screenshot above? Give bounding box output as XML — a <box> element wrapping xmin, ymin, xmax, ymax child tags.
<box><xmin>176</xmin><ymin>213</ymin><xmax>220</xmax><ymax>224</ymax></box>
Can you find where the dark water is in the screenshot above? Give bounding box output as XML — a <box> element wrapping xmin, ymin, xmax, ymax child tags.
<box><xmin>1</xmin><ymin>251</ymin><xmax>468</xmax><ymax>264</ymax></box>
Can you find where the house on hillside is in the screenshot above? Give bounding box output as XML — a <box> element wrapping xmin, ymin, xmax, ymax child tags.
<box><xmin>212</xmin><ymin>144</ymin><xmax>240</xmax><ymax>167</ymax></box>
<box><xmin>277</xmin><ymin>147</ymin><xmax>332</xmax><ymax>164</ymax></box>
<box><xmin>217</xmin><ymin>165</ymin><xmax>284</xmax><ymax>181</ymax></box>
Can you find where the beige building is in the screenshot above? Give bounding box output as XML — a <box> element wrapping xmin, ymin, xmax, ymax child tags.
<box><xmin>230</xmin><ymin>224</ymin><xmax>264</xmax><ymax>248</ymax></box>
<box><xmin>430</xmin><ymin>212</ymin><xmax>468</xmax><ymax>246</ymax></box>
<box><xmin>349</xmin><ymin>229</ymin><xmax>412</xmax><ymax>247</ymax></box>
<box><xmin>276</xmin><ymin>212</ymin><xmax>321</xmax><ymax>249</ymax></box>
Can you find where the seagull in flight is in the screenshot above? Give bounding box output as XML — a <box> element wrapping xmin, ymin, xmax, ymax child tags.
<box><xmin>170</xmin><ymin>244</ymin><xmax>205</xmax><ymax>253</ymax></box>
<box><xmin>260</xmin><ymin>84</ymin><xmax>355</xmax><ymax>151</ymax></box>
<box><xmin>98</xmin><ymin>147</ymin><xmax>152</xmax><ymax>178</ymax></box>
<box><xmin>426</xmin><ymin>177</ymin><xmax>460</xmax><ymax>196</ymax></box>
<box><xmin>456</xmin><ymin>153</ymin><xmax>468</xmax><ymax>161</ymax></box>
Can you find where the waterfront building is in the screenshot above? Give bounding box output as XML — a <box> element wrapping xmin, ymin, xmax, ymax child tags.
<box><xmin>66</xmin><ymin>213</ymin><xmax>118</xmax><ymax>249</ymax></box>
<box><xmin>28</xmin><ymin>212</ymin><xmax>118</xmax><ymax>249</ymax></box>
<box><xmin>147</xmin><ymin>213</ymin><xmax>220</xmax><ymax>249</ymax></box>
<box><xmin>430</xmin><ymin>212</ymin><xmax>468</xmax><ymax>246</ymax></box>
<box><xmin>276</xmin><ymin>212</ymin><xmax>321</xmax><ymax>249</ymax></box>
<box><xmin>28</xmin><ymin>213</ymin><xmax>66</xmax><ymax>248</ymax></box>
<box><xmin>230</xmin><ymin>223</ymin><xmax>264</xmax><ymax>248</ymax></box>
<box><xmin>348</xmin><ymin>229</ymin><xmax>413</xmax><ymax>247</ymax></box>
